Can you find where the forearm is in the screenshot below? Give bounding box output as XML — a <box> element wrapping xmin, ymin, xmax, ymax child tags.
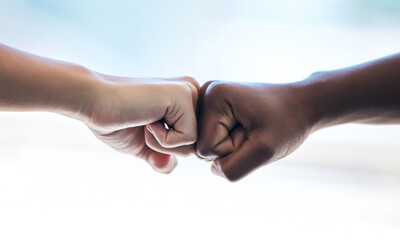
<box><xmin>0</xmin><ymin>44</ymin><xmax>97</xmax><ymax>121</ymax></box>
<box><xmin>297</xmin><ymin>54</ymin><xmax>400</xmax><ymax>130</ymax></box>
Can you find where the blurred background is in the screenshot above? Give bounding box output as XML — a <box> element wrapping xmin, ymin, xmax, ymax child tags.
<box><xmin>1</xmin><ymin>0</ymin><xmax>400</xmax><ymax>239</ymax></box>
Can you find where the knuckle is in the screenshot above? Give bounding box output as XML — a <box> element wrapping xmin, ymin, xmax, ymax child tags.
<box><xmin>204</xmin><ymin>81</ymin><xmax>230</xmax><ymax>97</ymax></box>
<box><xmin>181</xmin><ymin>76</ymin><xmax>198</xmax><ymax>85</ymax></box>
<box><xmin>176</xmin><ymin>83</ymin><xmax>194</xmax><ymax>100</ymax></box>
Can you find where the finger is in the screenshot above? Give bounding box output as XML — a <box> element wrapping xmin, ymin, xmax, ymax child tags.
<box><xmin>102</xmin><ymin>127</ymin><xmax>178</xmax><ymax>174</ymax></box>
<box><xmin>196</xmin><ymin>81</ymin><xmax>239</xmax><ymax>159</ymax></box>
<box><xmin>211</xmin><ymin>125</ymin><xmax>247</xmax><ymax>157</ymax></box>
<box><xmin>211</xmin><ymin>137</ymin><xmax>273</xmax><ymax>182</ymax></box>
<box><xmin>146</xmin><ymin>113</ymin><xmax>197</xmax><ymax>148</ymax></box>
<box><xmin>147</xmin><ymin>81</ymin><xmax>197</xmax><ymax>148</ymax></box>
<box><xmin>144</xmin><ymin>126</ymin><xmax>195</xmax><ymax>156</ymax></box>
<box><xmin>144</xmin><ymin>150</ymin><xmax>178</xmax><ymax>174</ymax></box>
<box><xmin>197</xmin><ymin>80</ymin><xmax>215</xmax><ymax>113</ymax></box>
<box><xmin>165</xmin><ymin>76</ymin><xmax>199</xmax><ymax>111</ymax></box>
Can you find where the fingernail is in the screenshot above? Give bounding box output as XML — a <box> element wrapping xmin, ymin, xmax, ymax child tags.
<box><xmin>211</xmin><ymin>161</ymin><xmax>224</xmax><ymax>178</ymax></box>
<box><xmin>146</xmin><ymin>125</ymin><xmax>154</xmax><ymax>134</ymax></box>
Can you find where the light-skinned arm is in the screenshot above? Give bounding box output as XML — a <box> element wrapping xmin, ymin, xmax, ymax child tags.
<box><xmin>0</xmin><ymin>43</ymin><xmax>199</xmax><ymax>173</ymax></box>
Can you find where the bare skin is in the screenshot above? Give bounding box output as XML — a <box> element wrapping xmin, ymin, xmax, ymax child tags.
<box><xmin>196</xmin><ymin>54</ymin><xmax>400</xmax><ymax>181</ymax></box>
<box><xmin>0</xmin><ymin>43</ymin><xmax>199</xmax><ymax>173</ymax></box>
<box><xmin>2</xmin><ymin>43</ymin><xmax>400</xmax><ymax>181</ymax></box>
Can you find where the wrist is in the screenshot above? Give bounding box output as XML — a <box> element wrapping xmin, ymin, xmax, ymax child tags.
<box><xmin>52</xmin><ymin>63</ymin><xmax>101</xmax><ymax>123</ymax></box>
<box><xmin>294</xmin><ymin>70</ymin><xmax>358</xmax><ymax>132</ymax></box>
<box><xmin>291</xmin><ymin>71</ymin><xmax>338</xmax><ymax>132</ymax></box>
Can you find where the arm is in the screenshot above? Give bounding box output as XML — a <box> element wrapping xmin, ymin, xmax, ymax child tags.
<box><xmin>302</xmin><ymin>54</ymin><xmax>400</xmax><ymax>127</ymax></box>
<box><xmin>0</xmin><ymin>43</ymin><xmax>96</xmax><ymax>118</ymax></box>
<box><xmin>196</xmin><ymin>54</ymin><xmax>400</xmax><ymax>181</ymax></box>
<box><xmin>0</xmin><ymin>43</ymin><xmax>199</xmax><ymax>173</ymax></box>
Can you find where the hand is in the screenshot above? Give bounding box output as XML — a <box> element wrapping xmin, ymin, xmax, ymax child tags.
<box><xmin>196</xmin><ymin>81</ymin><xmax>314</xmax><ymax>181</ymax></box>
<box><xmin>0</xmin><ymin>44</ymin><xmax>198</xmax><ymax>173</ymax></box>
<box><xmin>86</xmin><ymin>75</ymin><xmax>199</xmax><ymax>174</ymax></box>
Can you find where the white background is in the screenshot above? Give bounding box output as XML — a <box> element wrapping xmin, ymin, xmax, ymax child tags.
<box><xmin>1</xmin><ymin>0</ymin><xmax>400</xmax><ymax>239</ymax></box>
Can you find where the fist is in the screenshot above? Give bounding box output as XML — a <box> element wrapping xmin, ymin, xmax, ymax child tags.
<box><xmin>196</xmin><ymin>81</ymin><xmax>314</xmax><ymax>181</ymax></box>
<box><xmin>87</xmin><ymin>75</ymin><xmax>199</xmax><ymax>173</ymax></box>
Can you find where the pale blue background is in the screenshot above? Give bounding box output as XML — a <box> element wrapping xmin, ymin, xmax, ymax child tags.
<box><xmin>1</xmin><ymin>1</ymin><xmax>400</xmax><ymax>239</ymax></box>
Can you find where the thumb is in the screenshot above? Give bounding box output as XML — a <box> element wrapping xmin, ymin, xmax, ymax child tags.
<box><xmin>146</xmin><ymin>117</ymin><xmax>197</xmax><ymax>149</ymax></box>
<box><xmin>211</xmin><ymin>138</ymin><xmax>273</xmax><ymax>182</ymax></box>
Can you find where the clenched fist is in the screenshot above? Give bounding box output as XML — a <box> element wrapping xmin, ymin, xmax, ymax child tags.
<box><xmin>196</xmin><ymin>54</ymin><xmax>400</xmax><ymax>181</ymax></box>
<box><xmin>87</xmin><ymin>75</ymin><xmax>199</xmax><ymax>174</ymax></box>
<box><xmin>196</xmin><ymin>81</ymin><xmax>314</xmax><ymax>181</ymax></box>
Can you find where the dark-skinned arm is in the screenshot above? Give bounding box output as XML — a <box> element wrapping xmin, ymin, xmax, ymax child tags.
<box><xmin>196</xmin><ymin>54</ymin><xmax>400</xmax><ymax>181</ymax></box>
